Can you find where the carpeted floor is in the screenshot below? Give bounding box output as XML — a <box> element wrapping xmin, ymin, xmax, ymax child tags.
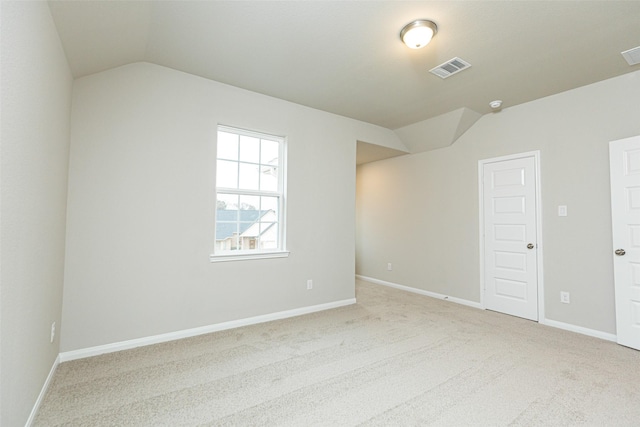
<box><xmin>34</xmin><ymin>279</ymin><xmax>640</xmax><ymax>426</ymax></box>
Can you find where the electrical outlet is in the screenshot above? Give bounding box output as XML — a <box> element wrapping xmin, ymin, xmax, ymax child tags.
<box><xmin>387</xmin><ymin>263</ymin><xmax>393</xmax><ymax>271</ymax></box>
<box><xmin>307</xmin><ymin>279</ymin><xmax>313</xmax><ymax>290</ymax></box>
<box><xmin>50</xmin><ymin>322</ymin><xmax>56</xmax><ymax>343</ymax></box>
<box><xmin>560</xmin><ymin>291</ymin><xmax>570</xmax><ymax>304</ymax></box>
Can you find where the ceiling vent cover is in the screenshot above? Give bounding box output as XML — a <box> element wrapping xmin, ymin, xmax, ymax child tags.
<box><xmin>621</xmin><ymin>46</ymin><xmax>640</xmax><ymax>66</ymax></box>
<box><xmin>429</xmin><ymin>57</ymin><xmax>471</xmax><ymax>79</ymax></box>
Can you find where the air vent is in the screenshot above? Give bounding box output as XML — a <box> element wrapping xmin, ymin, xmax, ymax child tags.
<box><xmin>429</xmin><ymin>57</ymin><xmax>471</xmax><ymax>79</ymax></box>
<box><xmin>621</xmin><ymin>46</ymin><xmax>640</xmax><ymax>66</ymax></box>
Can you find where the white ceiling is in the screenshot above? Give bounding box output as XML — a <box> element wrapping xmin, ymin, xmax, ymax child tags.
<box><xmin>48</xmin><ymin>0</ymin><xmax>640</xmax><ymax>130</ymax></box>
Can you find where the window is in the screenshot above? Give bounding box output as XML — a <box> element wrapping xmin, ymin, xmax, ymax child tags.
<box><xmin>211</xmin><ymin>125</ymin><xmax>287</xmax><ymax>261</ymax></box>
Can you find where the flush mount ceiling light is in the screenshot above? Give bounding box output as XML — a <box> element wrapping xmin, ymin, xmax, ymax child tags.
<box><xmin>400</xmin><ymin>19</ymin><xmax>438</xmax><ymax>49</ymax></box>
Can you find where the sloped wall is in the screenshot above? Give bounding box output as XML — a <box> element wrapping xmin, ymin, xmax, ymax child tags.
<box><xmin>357</xmin><ymin>70</ymin><xmax>640</xmax><ymax>335</ymax></box>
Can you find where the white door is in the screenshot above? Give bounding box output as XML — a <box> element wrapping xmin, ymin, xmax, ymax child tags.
<box><xmin>482</xmin><ymin>154</ymin><xmax>539</xmax><ymax>321</ymax></box>
<box><xmin>610</xmin><ymin>135</ymin><xmax>640</xmax><ymax>350</ymax></box>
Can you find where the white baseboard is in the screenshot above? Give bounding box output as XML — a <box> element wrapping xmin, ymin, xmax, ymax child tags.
<box><xmin>356</xmin><ymin>275</ymin><xmax>483</xmax><ymax>309</ymax></box>
<box><xmin>26</xmin><ymin>354</ymin><xmax>60</xmax><ymax>427</ymax></box>
<box><xmin>356</xmin><ymin>274</ymin><xmax>617</xmax><ymax>343</ymax></box>
<box><xmin>541</xmin><ymin>318</ymin><xmax>617</xmax><ymax>342</ymax></box>
<box><xmin>59</xmin><ymin>298</ymin><xmax>356</xmax><ymax>362</ymax></box>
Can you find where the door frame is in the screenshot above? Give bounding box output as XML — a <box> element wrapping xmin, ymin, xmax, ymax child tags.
<box><xmin>478</xmin><ymin>150</ymin><xmax>545</xmax><ymax>321</ymax></box>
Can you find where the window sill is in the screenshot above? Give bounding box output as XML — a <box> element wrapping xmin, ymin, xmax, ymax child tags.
<box><xmin>209</xmin><ymin>251</ymin><xmax>290</xmax><ymax>263</ymax></box>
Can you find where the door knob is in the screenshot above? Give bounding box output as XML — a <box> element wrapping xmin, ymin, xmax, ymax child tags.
<box><xmin>615</xmin><ymin>249</ymin><xmax>626</xmax><ymax>256</ymax></box>
<box><xmin>527</xmin><ymin>243</ymin><xmax>534</xmax><ymax>249</ymax></box>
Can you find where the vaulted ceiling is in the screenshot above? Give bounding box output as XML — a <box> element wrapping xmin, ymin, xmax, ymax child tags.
<box><xmin>49</xmin><ymin>1</ymin><xmax>640</xmax><ymax>131</ymax></box>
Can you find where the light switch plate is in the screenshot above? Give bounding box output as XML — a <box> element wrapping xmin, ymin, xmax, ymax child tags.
<box><xmin>558</xmin><ymin>205</ymin><xmax>567</xmax><ymax>217</ymax></box>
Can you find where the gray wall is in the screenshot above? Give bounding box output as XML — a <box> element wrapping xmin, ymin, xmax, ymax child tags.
<box><xmin>61</xmin><ymin>62</ymin><xmax>400</xmax><ymax>352</ymax></box>
<box><xmin>357</xmin><ymin>70</ymin><xmax>640</xmax><ymax>335</ymax></box>
<box><xmin>0</xmin><ymin>1</ymin><xmax>72</xmax><ymax>425</ymax></box>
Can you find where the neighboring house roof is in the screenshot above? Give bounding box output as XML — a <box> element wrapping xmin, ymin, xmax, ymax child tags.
<box><xmin>241</xmin><ymin>215</ymin><xmax>277</xmax><ymax>239</ymax></box>
<box><xmin>216</xmin><ymin>210</ymin><xmax>273</xmax><ymax>240</ymax></box>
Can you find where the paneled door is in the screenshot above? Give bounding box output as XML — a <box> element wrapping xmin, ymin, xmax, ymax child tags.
<box><xmin>610</xmin><ymin>135</ymin><xmax>640</xmax><ymax>350</ymax></box>
<box><xmin>481</xmin><ymin>153</ymin><xmax>540</xmax><ymax>321</ymax></box>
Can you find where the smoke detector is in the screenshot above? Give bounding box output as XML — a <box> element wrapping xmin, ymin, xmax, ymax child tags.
<box><xmin>489</xmin><ymin>100</ymin><xmax>503</xmax><ymax>109</ymax></box>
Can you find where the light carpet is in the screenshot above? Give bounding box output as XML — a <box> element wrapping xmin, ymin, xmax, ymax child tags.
<box><xmin>34</xmin><ymin>279</ymin><xmax>640</xmax><ymax>426</ymax></box>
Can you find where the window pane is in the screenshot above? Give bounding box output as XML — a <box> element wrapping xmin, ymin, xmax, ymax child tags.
<box><xmin>216</xmin><ymin>194</ymin><xmax>239</xmax><ymax>252</ymax></box>
<box><xmin>239</xmin><ymin>195</ymin><xmax>259</xmax><ymax>211</ymax></box>
<box><xmin>238</xmin><ymin>162</ymin><xmax>259</xmax><ymax>190</ymax></box>
<box><xmin>260</xmin><ymin>166</ymin><xmax>278</xmax><ymax>191</ymax></box>
<box><xmin>261</xmin><ymin>196</ymin><xmax>279</xmax><ymax>213</ymax></box>
<box><xmin>230</xmin><ymin>234</ymin><xmax>240</xmax><ymax>251</ymax></box>
<box><xmin>239</xmin><ymin>222</ymin><xmax>256</xmax><ymax>236</ymax></box>
<box><xmin>261</xmin><ymin>139</ymin><xmax>279</xmax><ymax>166</ymax></box>
<box><xmin>217</xmin><ymin>131</ymin><xmax>239</xmax><ymax>160</ymax></box>
<box><xmin>216</xmin><ymin>160</ymin><xmax>238</xmax><ymax>188</ymax></box>
<box><xmin>260</xmin><ymin>223</ymin><xmax>278</xmax><ymax>249</ymax></box>
<box><xmin>239</xmin><ymin>135</ymin><xmax>260</xmax><ymax>163</ymax></box>
<box><xmin>217</xmin><ymin>193</ymin><xmax>238</xmax><ymax>212</ymax></box>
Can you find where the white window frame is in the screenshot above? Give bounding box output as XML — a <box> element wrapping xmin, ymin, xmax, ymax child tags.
<box><xmin>210</xmin><ymin>125</ymin><xmax>288</xmax><ymax>262</ymax></box>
